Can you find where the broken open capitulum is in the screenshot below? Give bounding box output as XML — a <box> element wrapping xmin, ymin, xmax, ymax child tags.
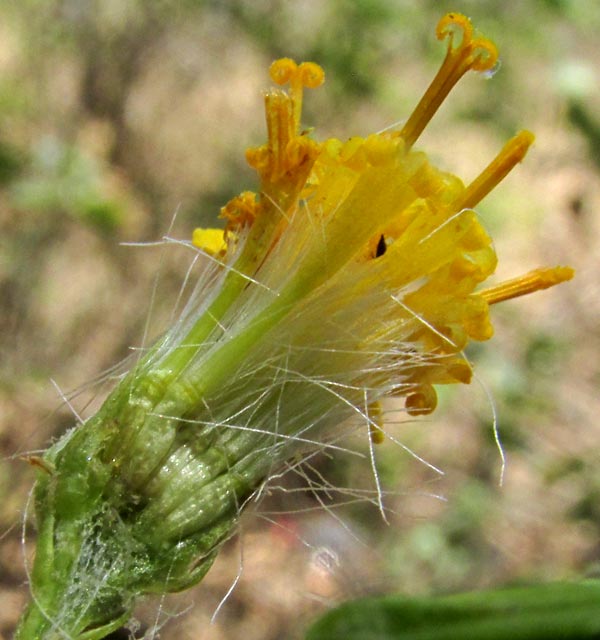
<box><xmin>16</xmin><ymin>13</ymin><xmax>573</xmax><ymax>640</ymax></box>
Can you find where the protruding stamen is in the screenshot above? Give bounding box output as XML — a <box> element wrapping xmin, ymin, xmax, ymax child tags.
<box><xmin>398</xmin><ymin>13</ymin><xmax>498</xmax><ymax>148</ymax></box>
<box><xmin>269</xmin><ymin>59</ymin><xmax>324</xmax><ymax>134</ymax></box>
<box><xmin>246</xmin><ymin>59</ymin><xmax>324</xmax><ymax>186</ymax></box>
<box><xmin>298</xmin><ymin>61</ymin><xmax>326</xmax><ymax>88</ymax></box>
<box><xmin>480</xmin><ymin>266</ymin><xmax>574</xmax><ymax>305</ymax></box>
<box><xmin>455</xmin><ymin>131</ymin><xmax>535</xmax><ymax>211</ymax></box>
<box><xmin>269</xmin><ymin>58</ymin><xmax>298</xmax><ymax>85</ymax></box>
<box><xmin>436</xmin><ymin>12</ymin><xmax>474</xmax><ymax>49</ymax></box>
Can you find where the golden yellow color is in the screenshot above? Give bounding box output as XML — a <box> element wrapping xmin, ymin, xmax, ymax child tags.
<box><xmin>193</xmin><ymin>13</ymin><xmax>573</xmax><ymax>420</ymax></box>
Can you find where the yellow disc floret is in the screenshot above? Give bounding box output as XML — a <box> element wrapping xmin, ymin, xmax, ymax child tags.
<box><xmin>190</xmin><ymin>13</ymin><xmax>573</xmax><ymax>434</ymax></box>
<box><xmin>399</xmin><ymin>12</ymin><xmax>498</xmax><ymax>148</ymax></box>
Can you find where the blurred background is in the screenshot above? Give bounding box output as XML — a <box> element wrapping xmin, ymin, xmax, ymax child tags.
<box><xmin>0</xmin><ymin>1</ymin><xmax>598</xmax><ymax>638</ymax></box>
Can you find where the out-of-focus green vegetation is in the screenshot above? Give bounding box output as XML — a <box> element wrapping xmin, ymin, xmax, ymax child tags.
<box><xmin>307</xmin><ymin>581</ymin><xmax>600</xmax><ymax>640</ymax></box>
<box><xmin>1</xmin><ymin>1</ymin><xmax>598</xmax><ymax>639</ymax></box>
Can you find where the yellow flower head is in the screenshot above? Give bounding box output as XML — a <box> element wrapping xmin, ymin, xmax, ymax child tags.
<box><xmin>192</xmin><ymin>12</ymin><xmax>572</xmax><ymax>422</ymax></box>
<box><xmin>16</xmin><ymin>15</ymin><xmax>576</xmax><ymax>638</ymax></box>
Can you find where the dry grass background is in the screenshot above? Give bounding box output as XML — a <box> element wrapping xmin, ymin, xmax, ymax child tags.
<box><xmin>0</xmin><ymin>1</ymin><xmax>599</xmax><ymax>638</ymax></box>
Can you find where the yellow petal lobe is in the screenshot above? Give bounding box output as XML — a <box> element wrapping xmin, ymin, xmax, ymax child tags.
<box><xmin>192</xmin><ymin>227</ymin><xmax>228</xmax><ymax>257</ymax></box>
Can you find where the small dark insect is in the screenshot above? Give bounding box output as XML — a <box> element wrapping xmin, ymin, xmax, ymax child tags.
<box><xmin>375</xmin><ymin>234</ymin><xmax>387</xmax><ymax>258</ymax></box>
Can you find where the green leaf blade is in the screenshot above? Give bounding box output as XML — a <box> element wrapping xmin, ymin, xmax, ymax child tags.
<box><xmin>306</xmin><ymin>582</ymin><xmax>600</xmax><ymax>640</ymax></box>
